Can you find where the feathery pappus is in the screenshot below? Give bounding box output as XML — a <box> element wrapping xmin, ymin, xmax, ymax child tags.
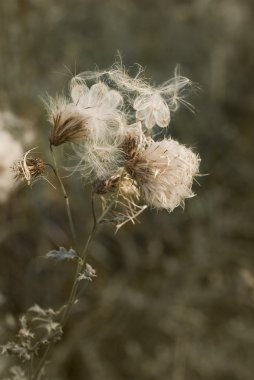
<box><xmin>125</xmin><ymin>138</ymin><xmax>200</xmax><ymax>211</ymax></box>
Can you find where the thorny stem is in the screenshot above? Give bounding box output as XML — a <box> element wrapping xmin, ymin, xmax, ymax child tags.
<box><xmin>32</xmin><ymin>153</ymin><xmax>115</xmax><ymax>380</ymax></box>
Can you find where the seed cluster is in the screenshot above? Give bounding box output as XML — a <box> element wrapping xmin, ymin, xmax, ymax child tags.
<box><xmin>15</xmin><ymin>64</ymin><xmax>200</xmax><ymax>227</ymax></box>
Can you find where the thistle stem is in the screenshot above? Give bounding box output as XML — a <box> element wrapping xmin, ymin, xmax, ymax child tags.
<box><xmin>49</xmin><ymin>145</ymin><xmax>78</xmax><ymax>252</ymax></box>
<box><xmin>60</xmin><ymin>193</ymin><xmax>98</xmax><ymax>327</ymax></box>
<box><xmin>60</xmin><ymin>198</ymin><xmax>116</xmax><ymax>326</ymax></box>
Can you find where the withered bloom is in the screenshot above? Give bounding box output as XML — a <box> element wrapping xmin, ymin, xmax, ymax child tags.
<box><xmin>46</xmin><ymin>97</ymin><xmax>88</xmax><ymax>146</ymax></box>
<box><xmin>92</xmin><ymin>174</ymin><xmax>121</xmax><ymax>195</ymax></box>
<box><xmin>14</xmin><ymin>149</ymin><xmax>46</xmax><ymax>186</ymax></box>
<box><xmin>98</xmin><ymin>173</ymin><xmax>147</xmax><ymax>232</ymax></box>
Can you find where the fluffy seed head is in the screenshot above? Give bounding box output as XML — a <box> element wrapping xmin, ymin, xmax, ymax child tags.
<box><xmin>126</xmin><ymin>139</ymin><xmax>200</xmax><ymax>211</ymax></box>
<box><xmin>46</xmin><ymin>96</ymin><xmax>89</xmax><ymax>146</ymax></box>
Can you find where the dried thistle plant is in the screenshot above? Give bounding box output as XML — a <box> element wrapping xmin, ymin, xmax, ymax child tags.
<box><xmin>2</xmin><ymin>61</ymin><xmax>201</xmax><ymax>380</ymax></box>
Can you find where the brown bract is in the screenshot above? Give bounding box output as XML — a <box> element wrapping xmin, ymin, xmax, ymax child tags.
<box><xmin>49</xmin><ymin>111</ymin><xmax>88</xmax><ymax>146</ymax></box>
<box><xmin>92</xmin><ymin>174</ymin><xmax>121</xmax><ymax>195</ymax></box>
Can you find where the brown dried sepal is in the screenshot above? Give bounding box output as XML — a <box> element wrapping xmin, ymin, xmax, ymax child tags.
<box><xmin>125</xmin><ymin>154</ymin><xmax>153</xmax><ymax>184</ymax></box>
<box><xmin>23</xmin><ymin>157</ymin><xmax>45</xmax><ymax>178</ymax></box>
<box><xmin>121</xmin><ymin>133</ymin><xmax>140</xmax><ymax>161</ymax></box>
<box><xmin>49</xmin><ymin>112</ymin><xmax>88</xmax><ymax>146</ymax></box>
<box><xmin>92</xmin><ymin>174</ymin><xmax>121</xmax><ymax>195</ymax></box>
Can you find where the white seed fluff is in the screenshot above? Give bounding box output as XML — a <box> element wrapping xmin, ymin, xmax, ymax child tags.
<box><xmin>107</xmin><ymin>64</ymin><xmax>192</xmax><ymax>130</ymax></box>
<box><xmin>73</xmin><ymin>140</ymin><xmax>123</xmax><ymax>180</ymax></box>
<box><xmin>129</xmin><ymin>139</ymin><xmax>200</xmax><ymax>211</ymax></box>
<box><xmin>134</xmin><ymin>92</ymin><xmax>170</xmax><ymax>129</ymax></box>
<box><xmin>70</xmin><ymin>78</ymin><xmax>125</xmax><ymax>141</ymax></box>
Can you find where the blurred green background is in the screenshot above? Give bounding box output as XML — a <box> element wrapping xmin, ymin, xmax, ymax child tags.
<box><xmin>1</xmin><ymin>0</ymin><xmax>254</xmax><ymax>379</ymax></box>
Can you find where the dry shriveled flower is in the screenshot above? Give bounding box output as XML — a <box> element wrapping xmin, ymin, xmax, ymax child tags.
<box><xmin>95</xmin><ymin>172</ymin><xmax>146</xmax><ymax>231</ymax></box>
<box><xmin>13</xmin><ymin>148</ymin><xmax>46</xmax><ymax>186</ymax></box>
<box><xmin>126</xmin><ymin>139</ymin><xmax>200</xmax><ymax>211</ymax></box>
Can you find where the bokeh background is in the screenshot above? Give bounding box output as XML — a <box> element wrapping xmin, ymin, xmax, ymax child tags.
<box><xmin>1</xmin><ymin>0</ymin><xmax>254</xmax><ymax>379</ymax></box>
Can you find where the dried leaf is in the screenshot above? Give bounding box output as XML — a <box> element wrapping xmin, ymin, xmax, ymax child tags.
<box><xmin>77</xmin><ymin>263</ymin><xmax>97</xmax><ymax>282</ymax></box>
<box><xmin>46</xmin><ymin>247</ymin><xmax>78</xmax><ymax>261</ymax></box>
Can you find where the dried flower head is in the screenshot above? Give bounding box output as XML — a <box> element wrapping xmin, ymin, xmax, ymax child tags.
<box><xmin>95</xmin><ymin>172</ymin><xmax>146</xmax><ymax>231</ymax></box>
<box><xmin>14</xmin><ymin>148</ymin><xmax>45</xmax><ymax>186</ymax></box>
<box><xmin>46</xmin><ymin>77</ymin><xmax>129</xmax><ymax>181</ymax></box>
<box><xmin>46</xmin><ymin>96</ymin><xmax>89</xmax><ymax>146</ymax></box>
<box><xmin>126</xmin><ymin>139</ymin><xmax>200</xmax><ymax>211</ymax></box>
